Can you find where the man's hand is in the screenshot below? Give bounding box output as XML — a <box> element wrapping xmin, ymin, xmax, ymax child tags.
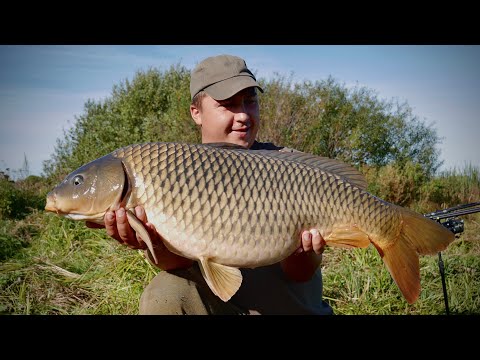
<box><xmin>298</xmin><ymin>228</ymin><xmax>326</xmax><ymax>255</ymax></box>
<box><xmin>280</xmin><ymin>229</ymin><xmax>326</xmax><ymax>282</ymax></box>
<box><xmin>86</xmin><ymin>206</ymin><xmax>149</xmax><ymax>250</ymax></box>
<box><xmin>86</xmin><ymin>206</ymin><xmax>193</xmax><ymax>270</ymax></box>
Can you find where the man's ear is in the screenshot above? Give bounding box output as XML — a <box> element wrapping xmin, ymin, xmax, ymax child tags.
<box><xmin>190</xmin><ymin>104</ymin><xmax>202</xmax><ymax>126</ymax></box>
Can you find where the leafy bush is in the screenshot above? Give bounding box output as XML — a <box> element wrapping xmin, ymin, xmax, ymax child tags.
<box><xmin>0</xmin><ymin>177</ymin><xmax>47</xmax><ymax>220</ymax></box>
<box><xmin>43</xmin><ymin>67</ymin><xmax>443</xmax><ymax>185</ymax></box>
<box><xmin>362</xmin><ymin>160</ymin><xmax>427</xmax><ymax>207</ymax></box>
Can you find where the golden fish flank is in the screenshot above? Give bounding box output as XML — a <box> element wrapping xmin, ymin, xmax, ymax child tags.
<box><xmin>45</xmin><ymin>142</ymin><xmax>455</xmax><ymax>303</ymax></box>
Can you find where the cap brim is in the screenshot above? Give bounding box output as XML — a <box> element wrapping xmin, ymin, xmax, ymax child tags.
<box><xmin>204</xmin><ymin>75</ymin><xmax>264</xmax><ymax>101</ymax></box>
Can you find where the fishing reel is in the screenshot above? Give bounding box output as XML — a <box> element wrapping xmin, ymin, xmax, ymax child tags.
<box><xmin>425</xmin><ymin>201</ymin><xmax>480</xmax><ymax>235</ymax></box>
<box><xmin>438</xmin><ymin>217</ymin><xmax>464</xmax><ymax>235</ymax></box>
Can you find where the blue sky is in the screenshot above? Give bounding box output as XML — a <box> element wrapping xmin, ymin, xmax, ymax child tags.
<box><xmin>1</xmin><ymin>45</ymin><xmax>479</xmax><ymax>178</ymax></box>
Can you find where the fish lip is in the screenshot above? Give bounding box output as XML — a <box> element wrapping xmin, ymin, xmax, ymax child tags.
<box><xmin>45</xmin><ymin>193</ymin><xmax>57</xmax><ymax>212</ymax></box>
<box><xmin>44</xmin><ymin>204</ymin><xmax>57</xmax><ymax>212</ymax></box>
<box><xmin>46</xmin><ymin>210</ymin><xmax>106</xmax><ymax>222</ymax></box>
<box><xmin>44</xmin><ymin>199</ymin><xmax>103</xmax><ymax>221</ymax></box>
<box><xmin>64</xmin><ymin>212</ymin><xmax>105</xmax><ymax>221</ymax></box>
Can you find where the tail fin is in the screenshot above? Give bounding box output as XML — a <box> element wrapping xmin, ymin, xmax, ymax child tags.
<box><xmin>375</xmin><ymin>207</ymin><xmax>455</xmax><ymax>304</ymax></box>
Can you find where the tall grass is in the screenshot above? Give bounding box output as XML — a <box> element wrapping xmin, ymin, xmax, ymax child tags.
<box><xmin>420</xmin><ymin>164</ymin><xmax>480</xmax><ymax>208</ymax></box>
<box><xmin>0</xmin><ymin>212</ymin><xmax>158</xmax><ymax>314</ymax></box>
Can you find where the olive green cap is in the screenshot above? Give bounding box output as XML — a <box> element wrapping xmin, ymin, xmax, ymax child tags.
<box><xmin>190</xmin><ymin>54</ymin><xmax>264</xmax><ymax>100</ymax></box>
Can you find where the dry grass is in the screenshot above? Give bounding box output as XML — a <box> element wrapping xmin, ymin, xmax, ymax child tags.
<box><xmin>0</xmin><ymin>213</ymin><xmax>158</xmax><ymax>315</ymax></box>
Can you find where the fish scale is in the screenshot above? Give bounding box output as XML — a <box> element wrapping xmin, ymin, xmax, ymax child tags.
<box><xmin>46</xmin><ymin>141</ymin><xmax>455</xmax><ymax>303</ymax></box>
<box><xmin>116</xmin><ymin>143</ymin><xmax>386</xmax><ymax>264</ymax></box>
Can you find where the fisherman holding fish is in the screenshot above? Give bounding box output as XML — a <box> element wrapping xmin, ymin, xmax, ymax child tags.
<box><xmin>88</xmin><ymin>54</ymin><xmax>334</xmax><ymax>315</ymax></box>
<box><xmin>47</xmin><ymin>54</ymin><xmax>454</xmax><ymax>312</ymax></box>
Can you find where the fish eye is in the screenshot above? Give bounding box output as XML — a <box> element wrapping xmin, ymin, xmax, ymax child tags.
<box><xmin>72</xmin><ymin>175</ymin><xmax>84</xmax><ymax>186</ymax></box>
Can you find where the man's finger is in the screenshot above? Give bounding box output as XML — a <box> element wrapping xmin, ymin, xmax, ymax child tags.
<box><xmin>135</xmin><ymin>206</ymin><xmax>147</xmax><ymax>223</ymax></box>
<box><xmin>301</xmin><ymin>230</ymin><xmax>313</xmax><ymax>252</ymax></box>
<box><xmin>311</xmin><ymin>229</ymin><xmax>326</xmax><ymax>255</ymax></box>
<box><xmin>105</xmin><ymin>211</ymin><xmax>121</xmax><ymax>242</ymax></box>
<box><xmin>116</xmin><ymin>208</ymin><xmax>136</xmax><ymax>245</ymax></box>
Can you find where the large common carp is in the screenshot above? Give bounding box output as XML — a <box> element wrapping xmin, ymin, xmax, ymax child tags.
<box><xmin>45</xmin><ymin>142</ymin><xmax>455</xmax><ymax>304</ymax></box>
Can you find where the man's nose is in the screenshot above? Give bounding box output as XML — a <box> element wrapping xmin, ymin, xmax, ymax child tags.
<box><xmin>234</xmin><ymin>111</ymin><xmax>250</xmax><ymax>124</ymax></box>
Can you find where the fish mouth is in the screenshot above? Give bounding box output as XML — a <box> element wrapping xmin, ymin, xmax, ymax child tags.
<box><xmin>45</xmin><ymin>204</ymin><xmax>57</xmax><ymax>212</ymax></box>
<box><xmin>46</xmin><ymin>206</ymin><xmax>106</xmax><ymax>222</ymax></box>
<box><xmin>44</xmin><ymin>192</ymin><xmax>105</xmax><ymax>221</ymax></box>
<box><xmin>45</xmin><ymin>193</ymin><xmax>57</xmax><ymax>212</ymax></box>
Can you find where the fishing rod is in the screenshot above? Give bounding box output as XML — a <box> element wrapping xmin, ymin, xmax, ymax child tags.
<box><xmin>424</xmin><ymin>201</ymin><xmax>480</xmax><ymax>315</ymax></box>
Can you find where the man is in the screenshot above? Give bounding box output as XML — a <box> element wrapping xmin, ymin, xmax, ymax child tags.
<box><xmin>88</xmin><ymin>54</ymin><xmax>333</xmax><ymax>315</ymax></box>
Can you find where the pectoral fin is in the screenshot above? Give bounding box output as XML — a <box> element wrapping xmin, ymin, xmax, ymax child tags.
<box><xmin>324</xmin><ymin>225</ymin><xmax>371</xmax><ymax>248</ymax></box>
<box><xmin>197</xmin><ymin>257</ymin><xmax>243</xmax><ymax>302</ymax></box>
<box><xmin>126</xmin><ymin>209</ymin><xmax>159</xmax><ymax>264</ymax></box>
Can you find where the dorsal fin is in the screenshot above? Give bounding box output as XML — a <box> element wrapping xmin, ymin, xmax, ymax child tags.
<box><xmin>201</xmin><ymin>143</ymin><xmax>367</xmax><ymax>190</ymax></box>
<box><xmin>259</xmin><ymin>151</ymin><xmax>368</xmax><ymax>190</ymax></box>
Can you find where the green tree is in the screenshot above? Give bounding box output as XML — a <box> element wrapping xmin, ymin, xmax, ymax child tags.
<box><xmin>44</xmin><ymin>67</ymin><xmax>442</xmax><ymax>184</ymax></box>
<box><xmin>43</xmin><ymin>64</ymin><xmax>197</xmax><ymax>180</ymax></box>
<box><xmin>258</xmin><ymin>75</ymin><xmax>442</xmax><ymax>178</ymax></box>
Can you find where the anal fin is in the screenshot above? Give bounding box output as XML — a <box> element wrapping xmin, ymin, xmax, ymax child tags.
<box><xmin>198</xmin><ymin>257</ymin><xmax>243</xmax><ymax>302</ymax></box>
<box><xmin>324</xmin><ymin>225</ymin><xmax>371</xmax><ymax>248</ymax></box>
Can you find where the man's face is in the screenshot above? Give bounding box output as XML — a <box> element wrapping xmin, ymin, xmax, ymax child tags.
<box><xmin>191</xmin><ymin>87</ymin><xmax>260</xmax><ymax>148</ymax></box>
